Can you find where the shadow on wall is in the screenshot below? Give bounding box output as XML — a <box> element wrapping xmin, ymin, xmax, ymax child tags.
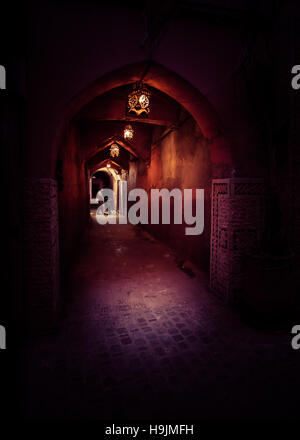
<box><xmin>138</xmin><ymin>118</ymin><xmax>211</xmax><ymax>271</ymax></box>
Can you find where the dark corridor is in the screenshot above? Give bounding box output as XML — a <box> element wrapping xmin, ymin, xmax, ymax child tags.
<box><xmin>20</xmin><ymin>216</ymin><xmax>299</xmax><ymax>420</ymax></box>
<box><xmin>2</xmin><ymin>0</ymin><xmax>300</xmax><ymax>424</ymax></box>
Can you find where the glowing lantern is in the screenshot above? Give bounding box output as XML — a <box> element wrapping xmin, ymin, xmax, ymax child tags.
<box><xmin>123</xmin><ymin>124</ymin><xmax>134</xmax><ymax>140</ymax></box>
<box><xmin>110</xmin><ymin>143</ymin><xmax>119</xmax><ymax>157</ymax></box>
<box><xmin>128</xmin><ymin>82</ymin><xmax>150</xmax><ymax>116</ymax></box>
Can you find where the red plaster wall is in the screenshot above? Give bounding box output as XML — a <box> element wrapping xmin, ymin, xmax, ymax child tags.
<box><xmin>58</xmin><ymin>123</ymin><xmax>89</xmax><ymax>273</ymax></box>
<box><xmin>137</xmin><ymin>117</ymin><xmax>212</xmax><ymax>270</ymax></box>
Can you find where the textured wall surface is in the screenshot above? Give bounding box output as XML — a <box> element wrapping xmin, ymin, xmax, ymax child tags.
<box><xmin>58</xmin><ymin>123</ymin><xmax>89</xmax><ymax>274</ymax></box>
<box><xmin>18</xmin><ymin>2</ymin><xmax>298</xmax><ymax>326</ymax></box>
<box><xmin>24</xmin><ymin>178</ymin><xmax>59</xmax><ymax>327</ymax></box>
<box><xmin>137</xmin><ymin>118</ymin><xmax>213</xmax><ymax>270</ymax></box>
<box><xmin>210</xmin><ymin>178</ymin><xmax>264</xmax><ymax>303</ymax></box>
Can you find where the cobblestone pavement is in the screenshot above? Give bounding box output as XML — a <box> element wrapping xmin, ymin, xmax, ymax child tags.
<box><xmin>21</xmin><ymin>213</ymin><xmax>300</xmax><ymax>419</ymax></box>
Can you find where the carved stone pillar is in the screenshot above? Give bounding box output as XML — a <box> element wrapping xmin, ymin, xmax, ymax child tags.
<box><xmin>210</xmin><ymin>178</ymin><xmax>264</xmax><ymax>303</ymax></box>
<box><xmin>24</xmin><ymin>178</ymin><xmax>59</xmax><ymax>328</ymax></box>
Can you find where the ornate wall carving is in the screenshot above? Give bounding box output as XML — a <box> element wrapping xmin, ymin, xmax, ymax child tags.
<box><xmin>24</xmin><ymin>178</ymin><xmax>59</xmax><ymax>327</ymax></box>
<box><xmin>210</xmin><ymin>178</ymin><xmax>264</xmax><ymax>303</ymax></box>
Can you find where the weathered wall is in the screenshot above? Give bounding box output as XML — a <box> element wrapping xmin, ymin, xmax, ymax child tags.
<box><xmin>137</xmin><ymin>117</ymin><xmax>212</xmax><ymax>270</ymax></box>
<box><xmin>136</xmin><ymin>105</ymin><xmax>267</xmax><ymax>272</ymax></box>
<box><xmin>58</xmin><ymin>123</ymin><xmax>89</xmax><ymax>273</ymax></box>
<box><xmin>24</xmin><ymin>178</ymin><xmax>59</xmax><ymax>328</ymax></box>
<box><xmin>16</xmin><ymin>1</ymin><xmax>300</xmax><ymax>326</ymax></box>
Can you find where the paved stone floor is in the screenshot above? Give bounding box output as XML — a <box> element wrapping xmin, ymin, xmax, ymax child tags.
<box><xmin>20</xmin><ymin>212</ymin><xmax>300</xmax><ymax>419</ymax></box>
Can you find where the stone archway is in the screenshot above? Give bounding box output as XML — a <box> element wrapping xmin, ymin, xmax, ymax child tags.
<box><xmin>51</xmin><ymin>61</ymin><xmax>232</xmax><ymax>174</ymax></box>
<box><xmin>90</xmin><ymin>166</ymin><xmax>122</xmax><ymax>211</ymax></box>
<box><xmin>24</xmin><ymin>61</ymin><xmax>234</xmax><ymax>328</ymax></box>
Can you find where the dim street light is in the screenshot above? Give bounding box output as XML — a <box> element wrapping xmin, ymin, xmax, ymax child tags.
<box><xmin>128</xmin><ymin>82</ymin><xmax>150</xmax><ymax>116</ymax></box>
<box><xmin>110</xmin><ymin>143</ymin><xmax>119</xmax><ymax>157</ymax></box>
<box><xmin>123</xmin><ymin>124</ymin><xmax>134</xmax><ymax>140</ymax></box>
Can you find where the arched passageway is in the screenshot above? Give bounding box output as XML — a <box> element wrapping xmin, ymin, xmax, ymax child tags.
<box><xmin>17</xmin><ymin>2</ymin><xmax>300</xmax><ymax>423</ymax></box>
<box><xmin>21</xmin><ymin>53</ymin><xmax>298</xmax><ymax>423</ymax></box>
<box><xmin>22</xmin><ymin>61</ymin><xmax>273</xmax><ymax>420</ymax></box>
<box><xmin>90</xmin><ymin>170</ymin><xmax>113</xmax><ymax>199</ymax></box>
<box><xmin>89</xmin><ymin>167</ymin><xmax>120</xmax><ymax>208</ymax></box>
<box><xmin>25</xmin><ymin>61</ymin><xmax>266</xmax><ymax>330</ymax></box>
<box><xmin>54</xmin><ymin>63</ymin><xmax>227</xmax><ymax>303</ymax></box>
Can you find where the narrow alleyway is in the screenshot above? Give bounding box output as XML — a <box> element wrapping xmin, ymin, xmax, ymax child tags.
<box><xmin>21</xmin><ymin>212</ymin><xmax>299</xmax><ymax>420</ymax></box>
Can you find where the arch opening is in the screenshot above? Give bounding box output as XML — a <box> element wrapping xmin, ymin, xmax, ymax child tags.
<box><xmin>25</xmin><ymin>61</ymin><xmax>233</xmax><ymax>330</ymax></box>
<box><xmin>56</xmin><ymin>63</ymin><xmax>228</xmax><ymax>284</ymax></box>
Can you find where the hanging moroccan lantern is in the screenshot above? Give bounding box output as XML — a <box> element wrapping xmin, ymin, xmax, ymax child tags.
<box><xmin>123</xmin><ymin>124</ymin><xmax>134</xmax><ymax>140</ymax></box>
<box><xmin>110</xmin><ymin>143</ymin><xmax>119</xmax><ymax>157</ymax></box>
<box><xmin>128</xmin><ymin>82</ymin><xmax>150</xmax><ymax>116</ymax></box>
